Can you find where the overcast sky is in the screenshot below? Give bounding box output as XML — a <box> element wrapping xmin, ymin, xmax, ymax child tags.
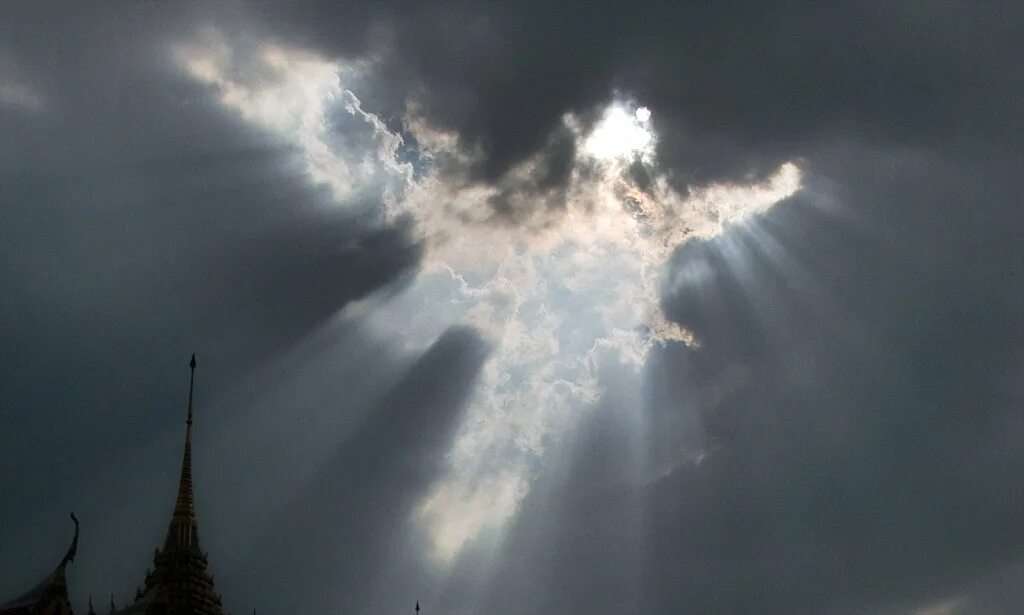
<box><xmin>2</xmin><ymin>2</ymin><xmax>1023</xmax><ymax>614</ymax></box>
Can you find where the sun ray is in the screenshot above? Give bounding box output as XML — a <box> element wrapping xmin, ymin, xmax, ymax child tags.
<box><xmin>176</xmin><ymin>31</ymin><xmax>804</xmax><ymax>565</ymax></box>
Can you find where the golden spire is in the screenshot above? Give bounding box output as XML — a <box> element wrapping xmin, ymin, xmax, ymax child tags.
<box><xmin>129</xmin><ymin>353</ymin><xmax>224</xmax><ymax>613</ymax></box>
<box><xmin>163</xmin><ymin>354</ymin><xmax>199</xmax><ymax>550</ymax></box>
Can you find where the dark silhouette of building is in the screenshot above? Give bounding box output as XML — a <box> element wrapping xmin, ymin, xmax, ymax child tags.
<box><xmin>1</xmin><ymin>355</ymin><xmax>225</xmax><ymax>615</ymax></box>
<box><xmin>112</xmin><ymin>354</ymin><xmax>224</xmax><ymax>615</ymax></box>
<box><xmin>0</xmin><ymin>514</ymin><xmax>78</xmax><ymax>615</ymax></box>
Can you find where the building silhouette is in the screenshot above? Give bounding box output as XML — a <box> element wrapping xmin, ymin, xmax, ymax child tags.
<box><xmin>1</xmin><ymin>356</ymin><xmax>224</xmax><ymax>614</ymax></box>
<box><xmin>0</xmin><ymin>515</ymin><xmax>78</xmax><ymax>615</ymax></box>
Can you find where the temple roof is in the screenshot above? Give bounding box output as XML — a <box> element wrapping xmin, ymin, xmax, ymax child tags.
<box><xmin>0</xmin><ymin>513</ymin><xmax>78</xmax><ymax>614</ymax></box>
<box><xmin>109</xmin><ymin>590</ymin><xmax>155</xmax><ymax>614</ymax></box>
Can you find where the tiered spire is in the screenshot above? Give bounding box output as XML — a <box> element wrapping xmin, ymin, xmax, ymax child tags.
<box><xmin>120</xmin><ymin>354</ymin><xmax>224</xmax><ymax>614</ymax></box>
<box><xmin>163</xmin><ymin>353</ymin><xmax>199</xmax><ymax>550</ymax></box>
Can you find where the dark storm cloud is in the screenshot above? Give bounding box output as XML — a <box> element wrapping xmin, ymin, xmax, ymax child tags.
<box><xmin>484</xmin><ymin>124</ymin><xmax>578</xmax><ymax>223</ymax></box>
<box><xmin>1</xmin><ymin>3</ymin><xmax>424</xmax><ymax>610</ymax></box>
<box><xmin>254</xmin><ymin>1</ymin><xmax>1023</xmax><ymax>188</ymax></box>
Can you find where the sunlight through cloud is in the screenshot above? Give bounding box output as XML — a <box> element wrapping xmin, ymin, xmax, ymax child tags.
<box><xmin>581</xmin><ymin>104</ymin><xmax>654</xmax><ymax>161</ymax></box>
<box><xmin>176</xmin><ymin>31</ymin><xmax>802</xmax><ymax>566</ymax></box>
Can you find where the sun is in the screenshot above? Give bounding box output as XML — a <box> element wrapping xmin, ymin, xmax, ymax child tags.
<box><xmin>581</xmin><ymin>104</ymin><xmax>655</xmax><ymax>161</ymax></box>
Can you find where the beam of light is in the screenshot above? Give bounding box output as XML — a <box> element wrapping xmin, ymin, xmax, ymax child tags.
<box><xmin>0</xmin><ymin>55</ymin><xmax>47</xmax><ymax>113</ymax></box>
<box><xmin>177</xmin><ymin>32</ymin><xmax>802</xmax><ymax>565</ymax></box>
<box><xmin>911</xmin><ymin>597</ymin><xmax>967</xmax><ymax>615</ymax></box>
<box><xmin>0</xmin><ymin>82</ymin><xmax>45</xmax><ymax>113</ymax></box>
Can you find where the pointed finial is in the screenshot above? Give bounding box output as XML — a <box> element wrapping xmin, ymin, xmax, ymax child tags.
<box><xmin>109</xmin><ymin>593</ymin><xmax>116</xmax><ymax>613</ymax></box>
<box><xmin>186</xmin><ymin>354</ymin><xmax>196</xmax><ymax>425</ymax></box>
<box><xmin>164</xmin><ymin>353</ymin><xmax>200</xmax><ymax>550</ymax></box>
<box><xmin>88</xmin><ymin>595</ymin><xmax>95</xmax><ymax>615</ymax></box>
<box><xmin>416</xmin><ymin>601</ymin><xmax>420</xmax><ymax>613</ymax></box>
<box><xmin>61</xmin><ymin>512</ymin><xmax>79</xmax><ymax>566</ymax></box>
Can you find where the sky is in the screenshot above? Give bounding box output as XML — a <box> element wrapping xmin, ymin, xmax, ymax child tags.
<box><xmin>1</xmin><ymin>2</ymin><xmax>1023</xmax><ymax>613</ymax></box>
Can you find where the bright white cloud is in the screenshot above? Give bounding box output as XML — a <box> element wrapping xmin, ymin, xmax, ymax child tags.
<box><xmin>177</xmin><ymin>30</ymin><xmax>412</xmax><ymax>207</ymax></box>
<box><xmin>581</xmin><ymin>104</ymin><xmax>654</xmax><ymax>161</ymax></box>
<box><xmin>177</xmin><ymin>32</ymin><xmax>802</xmax><ymax>565</ymax></box>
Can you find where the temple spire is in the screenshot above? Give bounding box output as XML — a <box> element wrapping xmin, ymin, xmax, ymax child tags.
<box><xmin>121</xmin><ymin>352</ymin><xmax>224</xmax><ymax>613</ymax></box>
<box><xmin>164</xmin><ymin>354</ymin><xmax>199</xmax><ymax>550</ymax></box>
